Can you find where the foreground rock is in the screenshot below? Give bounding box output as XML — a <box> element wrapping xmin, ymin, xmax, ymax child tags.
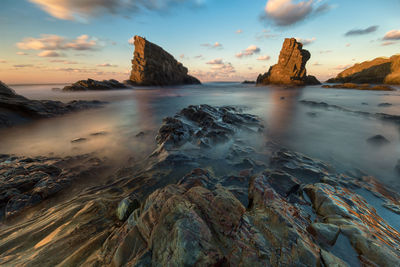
<box><xmin>62</xmin><ymin>79</ymin><xmax>127</xmax><ymax>91</ymax></box>
<box><xmin>1</xmin><ymin>105</ymin><xmax>400</xmax><ymax>266</ymax></box>
<box><xmin>257</xmin><ymin>38</ymin><xmax>320</xmax><ymax>86</ymax></box>
<box><xmin>128</xmin><ymin>36</ymin><xmax>201</xmax><ymax>86</ymax></box>
<box><xmin>0</xmin><ymin>81</ymin><xmax>105</xmax><ymax>128</ymax></box>
<box><xmin>327</xmin><ymin>55</ymin><xmax>400</xmax><ymax>84</ymax></box>
<box><xmin>322</xmin><ymin>83</ymin><xmax>394</xmax><ymax>91</ymax></box>
<box><xmin>0</xmin><ymin>153</ymin><xmax>106</xmax><ymax>220</ymax></box>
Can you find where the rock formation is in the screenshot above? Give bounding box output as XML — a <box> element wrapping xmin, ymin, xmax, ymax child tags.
<box><xmin>257</xmin><ymin>38</ymin><xmax>320</xmax><ymax>86</ymax></box>
<box><xmin>62</xmin><ymin>79</ymin><xmax>127</xmax><ymax>91</ymax></box>
<box><xmin>129</xmin><ymin>36</ymin><xmax>201</xmax><ymax>86</ymax></box>
<box><xmin>1</xmin><ymin>105</ymin><xmax>400</xmax><ymax>266</ymax></box>
<box><xmin>327</xmin><ymin>55</ymin><xmax>400</xmax><ymax>84</ymax></box>
<box><xmin>322</xmin><ymin>83</ymin><xmax>394</xmax><ymax>91</ymax></box>
<box><xmin>0</xmin><ymin>81</ymin><xmax>104</xmax><ymax>128</ymax></box>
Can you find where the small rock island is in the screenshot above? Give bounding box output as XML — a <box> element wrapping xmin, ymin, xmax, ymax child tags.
<box><xmin>257</xmin><ymin>38</ymin><xmax>320</xmax><ymax>86</ymax></box>
<box><xmin>128</xmin><ymin>36</ymin><xmax>201</xmax><ymax>86</ymax></box>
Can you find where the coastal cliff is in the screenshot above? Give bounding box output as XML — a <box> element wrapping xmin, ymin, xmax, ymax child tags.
<box><xmin>327</xmin><ymin>55</ymin><xmax>400</xmax><ymax>84</ymax></box>
<box><xmin>129</xmin><ymin>36</ymin><xmax>201</xmax><ymax>86</ymax></box>
<box><xmin>257</xmin><ymin>38</ymin><xmax>320</xmax><ymax>86</ymax></box>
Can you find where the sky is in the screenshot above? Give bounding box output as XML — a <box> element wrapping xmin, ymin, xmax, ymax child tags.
<box><xmin>0</xmin><ymin>0</ymin><xmax>399</xmax><ymax>84</ymax></box>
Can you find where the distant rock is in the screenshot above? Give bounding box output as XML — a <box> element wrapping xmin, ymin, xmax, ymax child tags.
<box><xmin>62</xmin><ymin>79</ymin><xmax>127</xmax><ymax>91</ymax></box>
<box><xmin>242</xmin><ymin>80</ymin><xmax>256</xmax><ymax>84</ymax></box>
<box><xmin>0</xmin><ymin>81</ymin><xmax>105</xmax><ymax>128</ymax></box>
<box><xmin>367</xmin><ymin>135</ymin><xmax>390</xmax><ymax>146</ymax></box>
<box><xmin>322</xmin><ymin>83</ymin><xmax>395</xmax><ymax>91</ymax></box>
<box><xmin>256</xmin><ymin>38</ymin><xmax>320</xmax><ymax>86</ymax></box>
<box><xmin>378</xmin><ymin>102</ymin><xmax>393</xmax><ymax>107</ymax></box>
<box><xmin>128</xmin><ymin>36</ymin><xmax>201</xmax><ymax>86</ymax></box>
<box><xmin>326</xmin><ymin>55</ymin><xmax>400</xmax><ymax>84</ymax></box>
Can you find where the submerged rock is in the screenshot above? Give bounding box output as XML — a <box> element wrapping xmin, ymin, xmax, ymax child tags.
<box><xmin>0</xmin><ymin>81</ymin><xmax>105</xmax><ymax>128</ymax></box>
<box><xmin>326</xmin><ymin>55</ymin><xmax>400</xmax><ymax>84</ymax></box>
<box><xmin>256</xmin><ymin>38</ymin><xmax>320</xmax><ymax>86</ymax></box>
<box><xmin>128</xmin><ymin>36</ymin><xmax>201</xmax><ymax>86</ymax></box>
<box><xmin>62</xmin><ymin>79</ymin><xmax>127</xmax><ymax>91</ymax></box>
<box><xmin>367</xmin><ymin>135</ymin><xmax>390</xmax><ymax>146</ymax></box>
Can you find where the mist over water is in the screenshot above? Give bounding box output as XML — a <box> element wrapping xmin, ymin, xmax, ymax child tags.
<box><xmin>2</xmin><ymin>83</ymin><xmax>400</xmax><ymax>189</ymax></box>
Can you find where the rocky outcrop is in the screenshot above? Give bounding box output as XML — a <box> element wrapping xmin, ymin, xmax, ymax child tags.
<box><xmin>62</xmin><ymin>79</ymin><xmax>127</xmax><ymax>91</ymax></box>
<box><xmin>129</xmin><ymin>36</ymin><xmax>201</xmax><ymax>86</ymax></box>
<box><xmin>322</xmin><ymin>83</ymin><xmax>394</xmax><ymax>91</ymax></box>
<box><xmin>2</xmin><ymin>105</ymin><xmax>400</xmax><ymax>266</ymax></box>
<box><xmin>0</xmin><ymin>153</ymin><xmax>105</xmax><ymax>220</ymax></box>
<box><xmin>0</xmin><ymin>81</ymin><xmax>105</xmax><ymax>128</ymax></box>
<box><xmin>327</xmin><ymin>55</ymin><xmax>400</xmax><ymax>84</ymax></box>
<box><xmin>257</xmin><ymin>38</ymin><xmax>320</xmax><ymax>86</ymax></box>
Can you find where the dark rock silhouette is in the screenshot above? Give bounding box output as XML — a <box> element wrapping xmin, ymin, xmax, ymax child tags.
<box><xmin>327</xmin><ymin>55</ymin><xmax>400</xmax><ymax>84</ymax></box>
<box><xmin>257</xmin><ymin>38</ymin><xmax>320</xmax><ymax>86</ymax></box>
<box><xmin>62</xmin><ymin>79</ymin><xmax>127</xmax><ymax>91</ymax></box>
<box><xmin>129</xmin><ymin>36</ymin><xmax>201</xmax><ymax>86</ymax></box>
<box><xmin>0</xmin><ymin>81</ymin><xmax>105</xmax><ymax>128</ymax></box>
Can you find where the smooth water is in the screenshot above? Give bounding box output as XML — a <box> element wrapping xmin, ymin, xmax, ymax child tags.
<box><xmin>2</xmin><ymin>83</ymin><xmax>400</xmax><ymax>188</ymax></box>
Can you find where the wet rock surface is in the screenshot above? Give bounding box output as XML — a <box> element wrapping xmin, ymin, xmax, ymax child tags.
<box><xmin>0</xmin><ymin>81</ymin><xmax>105</xmax><ymax>128</ymax></box>
<box><xmin>257</xmin><ymin>38</ymin><xmax>320</xmax><ymax>86</ymax></box>
<box><xmin>1</xmin><ymin>105</ymin><xmax>400</xmax><ymax>266</ymax></box>
<box><xmin>128</xmin><ymin>36</ymin><xmax>200</xmax><ymax>86</ymax></box>
<box><xmin>0</xmin><ymin>153</ymin><xmax>106</xmax><ymax>220</ymax></box>
<box><xmin>367</xmin><ymin>134</ymin><xmax>390</xmax><ymax>146</ymax></box>
<box><xmin>62</xmin><ymin>79</ymin><xmax>128</xmax><ymax>91</ymax></box>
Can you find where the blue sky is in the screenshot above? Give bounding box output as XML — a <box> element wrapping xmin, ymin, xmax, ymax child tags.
<box><xmin>0</xmin><ymin>0</ymin><xmax>399</xmax><ymax>84</ymax></box>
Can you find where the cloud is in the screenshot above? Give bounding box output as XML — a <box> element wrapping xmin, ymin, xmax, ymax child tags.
<box><xmin>207</xmin><ymin>58</ymin><xmax>224</xmax><ymax>65</ymax></box>
<box><xmin>312</xmin><ymin>62</ymin><xmax>321</xmax><ymax>66</ymax></box>
<box><xmin>296</xmin><ymin>37</ymin><xmax>316</xmax><ymax>45</ymax></box>
<box><xmin>345</xmin><ymin>25</ymin><xmax>378</xmax><ymax>36</ymax></box>
<box><xmin>0</xmin><ymin>59</ymin><xmax>6</xmax><ymax>63</ymax></box>
<box><xmin>255</xmin><ymin>29</ymin><xmax>278</xmax><ymax>40</ymax></box>
<box><xmin>383</xmin><ymin>30</ymin><xmax>400</xmax><ymax>40</ymax></box>
<box><xmin>202</xmin><ymin>42</ymin><xmax>223</xmax><ymax>49</ymax></box>
<box><xmin>236</xmin><ymin>45</ymin><xmax>261</xmax><ymax>58</ymax></box>
<box><xmin>128</xmin><ymin>36</ymin><xmax>135</xmax><ymax>45</ymax></box>
<box><xmin>345</xmin><ymin>43</ymin><xmax>351</xmax><ymax>47</ymax></box>
<box><xmin>97</xmin><ymin>63</ymin><xmax>118</xmax><ymax>67</ymax></box>
<box><xmin>257</xmin><ymin>55</ymin><xmax>271</xmax><ymax>61</ymax></box>
<box><xmin>17</xmin><ymin>34</ymin><xmax>98</xmax><ymax>51</ymax></box>
<box><xmin>319</xmin><ymin>50</ymin><xmax>332</xmax><ymax>54</ymax></box>
<box><xmin>50</xmin><ymin>59</ymin><xmax>78</xmax><ymax>64</ymax></box>
<box><xmin>263</xmin><ymin>0</ymin><xmax>331</xmax><ymax>26</ymax></box>
<box><xmin>13</xmin><ymin>64</ymin><xmax>34</xmax><ymax>68</ymax></box>
<box><xmin>381</xmin><ymin>41</ymin><xmax>396</xmax><ymax>46</ymax></box>
<box><xmin>38</xmin><ymin>50</ymin><xmax>61</xmax><ymax>57</ymax></box>
<box><xmin>16</xmin><ymin>52</ymin><xmax>28</xmax><ymax>55</ymax></box>
<box><xmin>29</xmin><ymin>0</ymin><xmax>203</xmax><ymax>21</ymax></box>
<box><xmin>180</xmin><ymin>54</ymin><xmax>185</xmax><ymax>59</ymax></box>
<box><xmin>236</xmin><ymin>29</ymin><xmax>243</xmax><ymax>34</ymax></box>
<box><xmin>334</xmin><ymin>64</ymin><xmax>352</xmax><ymax>70</ymax></box>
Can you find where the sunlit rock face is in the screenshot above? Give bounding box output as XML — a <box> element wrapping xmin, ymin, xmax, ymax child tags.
<box><xmin>256</xmin><ymin>38</ymin><xmax>320</xmax><ymax>86</ymax></box>
<box><xmin>327</xmin><ymin>55</ymin><xmax>400</xmax><ymax>84</ymax></box>
<box><xmin>129</xmin><ymin>36</ymin><xmax>201</xmax><ymax>86</ymax></box>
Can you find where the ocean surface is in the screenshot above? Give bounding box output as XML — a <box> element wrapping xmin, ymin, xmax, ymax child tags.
<box><xmin>2</xmin><ymin>82</ymin><xmax>400</xmax><ymax>189</ymax></box>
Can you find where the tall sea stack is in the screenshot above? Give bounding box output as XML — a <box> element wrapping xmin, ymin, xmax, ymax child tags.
<box><xmin>257</xmin><ymin>38</ymin><xmax>320</xmax><ymax>86</ymax></box>
<box><xmin>129</xmin><ymin>36</ymin><xmax>201</xmax><ymax>86</ymax></box>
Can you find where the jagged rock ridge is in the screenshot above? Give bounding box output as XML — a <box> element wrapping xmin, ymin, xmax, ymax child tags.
<box><xmin>327</xmin><ymin>55</ymin><xmax>400</xmax><ymax>84</ymax></box>
<box><xmin>129</xmin><ymin>36</ymin><xmax>201</xmax><ymax>86</ymax></box>
<box><xmin>257</xmin><ymin>38</ymin><xmax>320</xmax><ymax>86</ymax></box>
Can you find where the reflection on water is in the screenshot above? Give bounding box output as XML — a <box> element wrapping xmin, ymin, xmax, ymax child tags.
<box><xmin>1</xmin><ymin>83</ymin><xmax>400</xmax><ymax>189</ymax></box>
